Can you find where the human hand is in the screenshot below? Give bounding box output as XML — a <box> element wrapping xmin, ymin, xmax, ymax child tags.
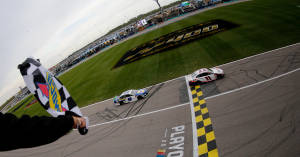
<box><xmin>72</xmin><ymin>116</ymin><xmax>86</xmax><ymax>129</ymax></box>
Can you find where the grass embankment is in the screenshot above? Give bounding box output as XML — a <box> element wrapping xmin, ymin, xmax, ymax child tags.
<box><xmin>7</xmin><ymin>95</ymin><xmax>49</xmax><ymax>117</ymax></box>
<box><xmin>12</xmin><ymin>0</ymin><xmax>300</xmax><ymax>117</ymax></box>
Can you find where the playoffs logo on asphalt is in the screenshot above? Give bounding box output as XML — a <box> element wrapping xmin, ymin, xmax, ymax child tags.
<box><xmin>113</xmin><ymin>19</ymin><xmax>239</xmax><ymax>68</ymax></box>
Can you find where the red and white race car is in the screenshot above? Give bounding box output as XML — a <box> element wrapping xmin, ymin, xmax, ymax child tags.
<box><xmin>187</xmin><ymin>67</ymin><xmax>224</xmax><ymax>86</ymax></box>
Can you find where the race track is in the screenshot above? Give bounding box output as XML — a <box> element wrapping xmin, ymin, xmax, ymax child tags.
<box><xmin>0</xmin><ymin>43</ymin><xmax>299</xmax><ymax>157</ymax></box>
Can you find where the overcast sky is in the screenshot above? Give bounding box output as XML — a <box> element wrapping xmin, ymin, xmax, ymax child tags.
<box><xmin>0</xmin><ymin>0</ymin><xmax>178</xmax><ymax>105</ymax></box>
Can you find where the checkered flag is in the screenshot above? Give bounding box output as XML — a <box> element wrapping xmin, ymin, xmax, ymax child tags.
<box><xmin>18</xmin><ymin>57</ymin><xmax>88</xmax><ymax>134</ymax></box>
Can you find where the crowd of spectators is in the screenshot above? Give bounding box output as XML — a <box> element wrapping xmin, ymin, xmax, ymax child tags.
<box><xmin>52</xmin><ymin>0</ymin><xmax>229</xmax><ymax>75</ymax></box>
<box><xmin>1</xmin><ymin>87</ymin><xmax>30</xmax><ymax>113</ymax></box>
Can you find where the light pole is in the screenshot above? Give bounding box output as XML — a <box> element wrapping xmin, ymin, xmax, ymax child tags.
<box><xmin>153</xmin><ymin>0</ymin><xmax>163</xmax><ymax>13</ymax></box>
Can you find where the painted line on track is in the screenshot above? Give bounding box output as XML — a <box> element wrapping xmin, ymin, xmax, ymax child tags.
<box><xmin>191</xmin><ymin>85</ymin><xmax>219</xmax><ymax>157</ymax></box>
<box><xmin>206</xmin><ymin>67</ymin><xmax>300</xmax><ymax>100</ymax></box>
<box><xmin>88</xmin><ymin>102</ymin><xmax>188</xmax><ymax>128</ymax></box>
<box><xmin>186</xmin><ymin>76</ymin><xmax>219</xmax><ymax>157</ymax></box>
<box><xmin>185</xmin><ymin>76</ymin><xmax>199</xmax><ymax>157</ymax></box>
<box><xmin>217</xmin><ymin>42</ymin><xmax>300</xmax><ymax>68</ymax></box>
<box><xmin>80</xmin><ymin>98</ymin><xmax>113</xmax><ymax>110</ymax></box>
<box><xmin>80</xmin><ymin>42</ymin><xmax>299</xmax><ymax>110</ymax></box>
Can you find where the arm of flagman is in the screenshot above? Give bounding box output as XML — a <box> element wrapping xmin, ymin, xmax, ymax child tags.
<box><xmin>0</xmin><ymin>111</ymin><xmax>86</xmax><ymax>151</ymax></box>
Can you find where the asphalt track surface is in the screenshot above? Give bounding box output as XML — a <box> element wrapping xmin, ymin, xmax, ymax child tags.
<box><xmin>0</xmin><ymin>43</ymin><xmax>299</xmax><ymax>157</ymax></box>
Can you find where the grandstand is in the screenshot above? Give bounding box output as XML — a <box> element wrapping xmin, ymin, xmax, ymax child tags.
<box><xmin>1</xmin><ymin>87</ymin><xmax>30</xmax><ymax>113</ymax></box>
<box><xmin>0</xmin><ymin>0</ymin><xmax>227</xmax><ymax>112</ymax></box>
<box><xmin>50</xmin><ymin>0</ymin><xmax>224</xmax><ymax>76</ymax></box>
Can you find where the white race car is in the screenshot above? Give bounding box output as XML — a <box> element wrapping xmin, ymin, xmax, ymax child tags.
<box><xmin>113</xmin><ymin>89</ymin><xmax>148</xmax><ymax>105</ymax></box>
<box><xmin>187</xmin><ymin>67</ymin><xmax>224</xmax><ymax>86</ymax></box>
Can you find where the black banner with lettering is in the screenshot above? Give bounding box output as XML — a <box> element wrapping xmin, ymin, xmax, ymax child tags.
<box><xmin>113</xmin><ymin>19</ymin><xmax>239</xmax><ymax>68</ymax></box>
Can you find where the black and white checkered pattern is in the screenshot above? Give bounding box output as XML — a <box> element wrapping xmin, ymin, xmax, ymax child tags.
<box><xmin>19</xmin><ymin>57</ymin><xmax>82</xmax><ymax>117</ymax></box>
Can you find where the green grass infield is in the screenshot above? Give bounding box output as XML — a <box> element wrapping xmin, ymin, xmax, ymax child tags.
<box><xmin>8</xmin><ymin>95</ymin><xmax>50</xmax><ymax>117</ymax></box>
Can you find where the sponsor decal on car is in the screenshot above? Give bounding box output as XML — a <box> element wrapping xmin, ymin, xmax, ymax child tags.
<box><xmin>113</xmin><ymin>19</ymin><xmax>239</xmax><ymax>68</ymax></box>
<box><xmin>137</xmin><ymin>89</ymin><xmax>145</xmax><ymax>94</ymax></box>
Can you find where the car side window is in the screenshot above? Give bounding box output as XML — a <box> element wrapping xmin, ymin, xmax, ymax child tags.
<box><xmin>197</xmin><ymin>73</ymin><xmax>204</xmax><ymax>77</ymax></box>
<box><xmin>126</xmin><ymin>95</ymin><xmax>133</xmax><ymax>101</ymax></box>
<box><xmin>126</xmin><ymin>94</ymin><xmax>133</xmax><ymax>98</ymax></box>
<box><xmin>201</xmin><ymin>73</ymin><xmax>211</xmax><ymax>77</ymax></box>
